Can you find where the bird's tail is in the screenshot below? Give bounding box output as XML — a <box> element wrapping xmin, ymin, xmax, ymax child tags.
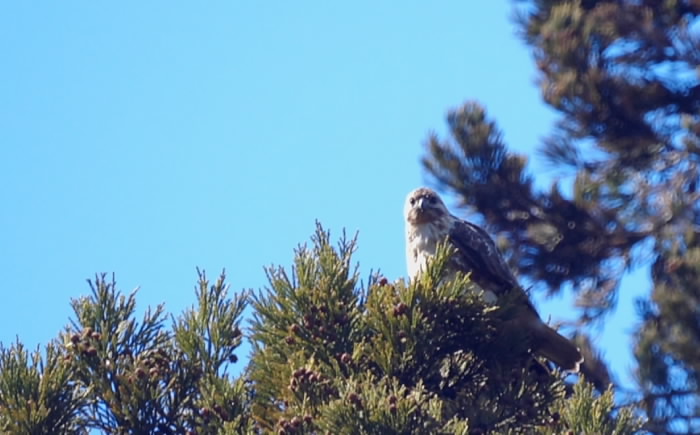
<box><xmin>531</xmin><ymin>323</ymin><xmax>583</xmax><ymax>372</ymax></box>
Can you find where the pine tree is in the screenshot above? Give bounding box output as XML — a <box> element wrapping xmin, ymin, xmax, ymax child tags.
<box><xmin>422</xmin><ymin>0</ymin><xmax>700</xmax><ymax>432</ymax></box>
<box><xmin>247</xmin><ymin>224</ymin><xmax>641</xmax><ymax>434</ymax></box>
<box><xmin>0</xmin><ymin>226</ymin><xmax>643</xmax><ymax>433</ymax></box>
<box><xmin>0</xmin><ymin>340</ymin><xmax>87</xmax><ymax>434</ymax></box>
<box><xmin>0</xmin><ymin>271</ymin><xmax>252</xmax><ymax>434</ymax></box>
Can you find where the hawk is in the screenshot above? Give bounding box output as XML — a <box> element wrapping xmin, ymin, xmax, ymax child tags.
<box><xmin>404</xmin><ymin>187</ymin><xmax>582</xmax><ymax>371</ymax></box>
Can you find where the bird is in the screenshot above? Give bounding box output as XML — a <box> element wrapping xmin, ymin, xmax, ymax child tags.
<box><xmin>404</xmin><ymin>186</ymin><xmax>583</xmax><ymax>371</ymax></box>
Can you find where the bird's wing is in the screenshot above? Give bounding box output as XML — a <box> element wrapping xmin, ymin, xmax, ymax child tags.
<box><xmin>447</xmin><ymin>217</ymin><xmax>522</xmax><ymax>295</ymax></box>
<box><xmin>449</xmin><ymin>217</ymin><xmax>581</xmax><ymax>369</ymax></box>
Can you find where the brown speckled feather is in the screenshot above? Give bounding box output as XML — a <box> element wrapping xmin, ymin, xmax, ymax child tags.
<box><xmin>448</xmin><ymin>219</ymin><xmax>538</xmax><ymax>313</ymax></box>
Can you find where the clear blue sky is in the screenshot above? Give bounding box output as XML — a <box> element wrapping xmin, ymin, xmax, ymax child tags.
<box><xmin>1</xmin><ymin>1</ymin><xmax>643</xmax><ymax>389</ymax></box>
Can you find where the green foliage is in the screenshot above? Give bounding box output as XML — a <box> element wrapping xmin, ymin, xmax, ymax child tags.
<box><xmin>1</xmin><ymin>271</ymin><xmax>252</xmax><ymax>434</ymax></box>
<box><xmin>359</xmin><ymin>242</ymin><xmax>562</xmax><ymax>432</ymax></box>
<box><xmin>248</xmin><ymin>224</ymin><xmax>361</xmax><ymax>431</ymax></box>
<box><xmin>173</xmin><ymin>268</ymin><xmax>246</xmax><ymax>377</ymax></box>
<box><xmin>66</xmin><ymin>275</ymin><xmax>172</xmax><ymax>432</ymax></box>
<box><xmin>538</xmin><ymin>381</ymin><xmax>643</xmax><ymax>435</ymax></box>
<box><xmin>248</xmin><ymin>224</ymin><xmax>639</xmax><ymax>433</ymax></box>
<box><xmin>317</xmin><ymin>375</ymin><xmax>447</xmax><ymax>435</ymax></box>
<box><xmin>0</xmin><ymin>340</ymin><xmax>87</xmax><ymax>434</ymax></box>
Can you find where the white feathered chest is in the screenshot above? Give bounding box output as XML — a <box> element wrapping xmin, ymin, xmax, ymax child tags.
<box><xmin>405</xmin><ymin>219</ymin><xmax>452</xmax><ymax>279</ymax></box>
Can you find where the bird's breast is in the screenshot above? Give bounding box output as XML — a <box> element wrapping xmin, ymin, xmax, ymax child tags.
<box><xmin>406</xmin><ymin>222</ymin><xmax>445</xmax><ymax>279</ymax></box>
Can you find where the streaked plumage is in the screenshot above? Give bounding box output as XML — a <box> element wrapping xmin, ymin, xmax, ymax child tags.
<box><xmin>404</xmin><ymin>187</ymin><xmax>583</xmax><ymax>371</ymax></box>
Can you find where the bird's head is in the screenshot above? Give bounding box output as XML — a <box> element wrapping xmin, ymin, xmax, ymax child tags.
<box><xmin>404</xmin><ymin>187</ymin><xmax>449</xmax><ymax>225</ymax></box>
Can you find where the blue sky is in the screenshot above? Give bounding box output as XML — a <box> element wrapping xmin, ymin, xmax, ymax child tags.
<box><xmin>1</xmin><ymin>1</ymin><xmax>642</xmax><ymax>389</ymax></box>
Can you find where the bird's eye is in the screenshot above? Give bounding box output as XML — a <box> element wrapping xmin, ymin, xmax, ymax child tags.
<box><xmin>409</xmin><ymin>198</ymin><xmax>416</xmax><ymax>206</ymax></box>
<box><xmin>429</xmin><ymin>196</ymin><xmax>437</xmax><ymax>204</ymax></box>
